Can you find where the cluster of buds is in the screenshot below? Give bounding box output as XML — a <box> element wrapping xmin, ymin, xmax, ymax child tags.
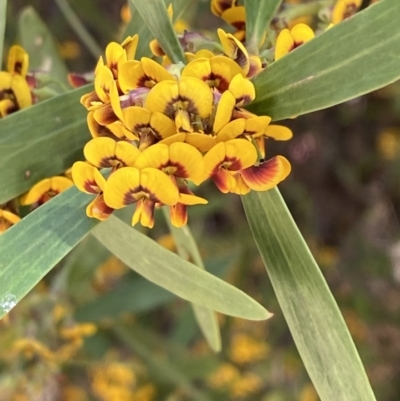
<box><xmin>73</xmin><ymin>28</ymin><xmax>292</xmax><ymax>228</ymax></box>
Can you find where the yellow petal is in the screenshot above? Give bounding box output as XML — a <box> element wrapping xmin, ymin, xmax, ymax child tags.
<box><xmin>104</xmin><ymin>167</ymin><xmax>141</xmax><ymax>208</ymax></box>
<box><xmin>141</xmin><ymin>57</ymin><xmax>175</xmax><ymax>83</ymax></box>
<box><xmin>121</xmin><ymin>34</ymin><xmax>139</xmax><ymax>60</ymax></box>
<box><xmin>84</xmin><ymin>137</ymin><xmax>140</xmax><ymax>168</ymax></box>
<box><xmin>132</xmin><ymin>198</ymin><xmax>156</xmax><ymax>228</ymax></box>
<box><xmin>241</xmin><ymin>155</ymin><xmax>291</xmax><ymax>191</ymax></box>
<box><xmin>145</xmin><ymin>80</ymin><xmax>179</xmax><ymax>116</ymax></box>
<box><xmin>20</xmin><ymin>179</ymin><xmax>51</xmax><ymax>205</ymax></box>
<box><xmin>217</xmin><ymin>29</ymin><xmax>249</xmax><ymax>75</ymax></box>
<box><xmin>159</xmin><ymin>132</ymin><xmax>187</xmax><ymax>146</ymax></box>
<box><xmin>123</xmin><ymin>106</ymin><xmax>151</xmax><ymax>131</ymax></box>
<box><xmin>1</xmin><ymin>209</ymin><xmax>21</xmax><ymax>225</ymax></box>
<box><xmin>211</xmin><ymin>0</ymin><xmax>237</xmax><ymax>16</ymax></box>
<box><xmin>264</xmin><ymin>124</ymin><xmax>293</xmax><ymax>141</ymax></box>
<box><xmin>7</xmin><ymin>45</ymin><xmax>29</xmax><ymax>77</ymax></box>
<box><xmin>50</xmin><ymin>176</ymin><xmax>74</xmax><ymax>193</ymax></box>
<box><xmin>110</xmin><ymin>80</ymin><xmax>123</xmax><ymax>121</ymax></box>
<box><xmin>118</xmin><ymin>60</ymin><xmax>142</xmax><ymax>93</ymax></box>
<box><xmin>86</xmin><ymin>194</ymin><xmax>113</xmax><ymax>221</ymax></box>
<box><xmin>290</xmin><ymin>23</ymin><xmax>315</xmax><ymax>45</ymax></box>
<box><xmin>221</xmin><ymin>6</ymin><xmax>245</xmax><ymax>30</ymax></box>
<box><xmin>178</xmin><ymin>77</ymin><xmax>213</xmax><ymax>118</ymax></box>
<box><xmin>244</xmin><ymin>116</ymin><xmax>272</xmax><ymax>138</ymax></box>
<box><xmin>169</xmin><ymin>142</ymin><xmax>204</xmax><ymax>184</ymax></box>
<box><xmin>178</xmin><ymin>192</ymin><xmax>208</xmax><ymax>205</ymax></box>
<box><xmin>216</xmin><ymin>118</ymin><xmax>246</xmax><ymax>142</ymax></box>
<box><xmin>10</xmin><ymin>74</ymin><xmax>32</xmax><ymax>109</ymax></box>
<box><xmin>332</xmin><ymin>0</ymin><xmax>362</xmax><ymax>24</ymax></box>
<box><xmin>140</xmin><ymin>167</ymin><xmax>179</xmax><ymax>205</ymax></box>
<box><xmin>181</xmin><ymin>58</ymin><xmax>212</xmax><ymax>82</ymax></box>
<box><xmin>228</xmin><ymin>74</ymin><xmax>255</xmax><ymax>106</ymax></box>
<box><xmin>150</xmin><ymin>39</ymin><xmax>165</xmax><ymax>57</ymax></box>
<box><xmin>225</xmin><ymin>139</ymin><xmax>257</xmax><ymax>170</ymax></box>
<box><xmin>210</xmin><ymin>56</ymin><xmax>244</xmax><ymax>91</ymax></box>
<box><xmin>274</xmin><ymin>29</ymin><xmax>294</xmax><ymax>61</ymax></box>
<box><xmin>134</xmin><ymin>144</ymin><xmax>170</xmax><ymax>170</ymax></box>
<box><xmin>105</xmin><ymin>42</ymin><xmax>125</xmax><ymax>76</ymax></box>
<box><xmin>72</xmin><ymin>161</ymin><xmax>105</xmax><ymax>194</ymax></box>
<box><xmin>232</xmin><ymin>174</ymin><xmax>250</xmax><ymax>195</ymax></box>
<box><xmin>213</xmin><ymin>90</ymin><xmax>236</xmax><ymax>133</ymax></box>
<box><xmin>248</xmin><ymin>55</ymin><xmax>264</xmax><ymax>78</ymax></box>
<box><xmin>150</xmin><ymin>112</ymin><xmax>177</xmax><ymax>139</ymax></box>
<box><xmin>185</xmin><ymin>133</ymin><xmax>217</xmax><ymax>152</ymax></box>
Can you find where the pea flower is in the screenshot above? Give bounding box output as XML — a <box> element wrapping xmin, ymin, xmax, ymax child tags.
<box><xmin>0</xmin><ymin>45</ymin><xmax>32</xmax><ymax>118</ymax></box>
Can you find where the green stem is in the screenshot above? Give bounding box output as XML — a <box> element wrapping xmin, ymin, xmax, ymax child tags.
<box><xmin>278</xmin><ymin>0</ymin><xmax>335</xmax><ymax>21</ymax></box>
<box><xmin>54</xmin><ymin>0</ymin><xmax>102</xmax><ymax>60</ymax></box>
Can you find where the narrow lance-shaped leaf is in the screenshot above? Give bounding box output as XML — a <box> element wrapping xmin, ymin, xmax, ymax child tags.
<box><xmin>92</xmin><ymin>215</ymin><xmax>271</xmax><ymax>320</ymax></box>
<box><xmin>0</xmin><ymin>187</ymin><xmax>98</xmax><ymax>319</ymax></box>
<box><xmin>122</xmin><ymin>0</ymin><xmax>190</xmax><ymax>58</ymax></box>
<box><xmin>0</xmin><ymin>84</ymin><xmax>91</xmax><ymax>203</ymax></box>
<box><xmin>130</xmin><ymin>0</ymin><xmax>186</xmax><ymax>63</ymax></box>
<box><xmin>163</xmin><ymin>208</ymin><xmax>221</xmax><ymax>352</ymax></box>
<box><xmin>18</xmin><ymin>6</ymin><xmax>70</xmax><ymax>88</ymax></box>
<box><xmin>245</xmin><ymin>0</ymin><xmax>282</xmax><ymax>54</ymax></box>
<box><xmin>242</xmin><ymin>188</ymin><xmax>376</xmax><ymax>401</ymax></box>
<box><xmin>0</xmin><ymin>0</ymin><xmax>7</xmax><ymax>67</ymax></box>
<box><xmin>250</xmin><ymin>0</ymin><xmax>400</xmax><ymax>121</ymax></box>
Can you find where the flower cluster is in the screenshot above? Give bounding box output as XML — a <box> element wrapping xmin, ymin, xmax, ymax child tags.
<box><xmin>0</xmin><ymin>45</ymin><xmax>32</xmax><ymax>118</ymax></box>
<box><xmin>73</xmin><ymin>28</ymin><xmax>292</xmax><ymax>228</ymax></box>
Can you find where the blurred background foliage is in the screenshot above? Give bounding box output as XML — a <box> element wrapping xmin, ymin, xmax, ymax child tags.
<box><xmin>1</xmin><ymin>0</ymin><xmax>400</xmax><ymax>400</ymax></box>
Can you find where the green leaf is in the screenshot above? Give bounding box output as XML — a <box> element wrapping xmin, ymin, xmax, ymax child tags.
<box><xmin>162</xmin><ymin>208</ymin><xmax>221</xmax><ymax>352</ymax></box>
<box><xmin>0</xmin><ymin>187</ymin><xmax>98</xmax><ymax>319</ymax></box>
<box><xmin>250</xmin><ymin>0</ymin><xmax>400</xmax><ymax>120</ymax></box>
<box><xmin>129</xmin><ymin>0</ymin><xmax>185</xmax><ymax>63</ymax></box>
<box><xmin>92</xmin><ymin>215</ymin><xmax>271</xmax><ymax>320</ymax></box>
<box><xmin>76</xmin><ymin>252</ymin><xmax>235</xmax><ymax>323</ymax></box>
<box><xmin>75</xmin><ymin>273</ymin><xmax>173</xmax><ymax>322</ymax></box>
<box><xmin>242</xmin><ymin>188</ymin><xmax>376</xmax><ymax>401</ymax></box>
<box><xmin>0</xmin><ymin>84</ymin><xmax>90</xmax><ymax>203</ymax></box>
<box><xmin>0</xmin><ymin>0</ymin><xmax>7</xmax><ymax>67</ymax></box>
<box><xmin>18</xmin><ymin>6</ymin><xmax>70</xmax><ymax>88</ymax></box>
<box><xmin>122</xmin><ymin>0</ymin><xmax>190</xmax><ymax>59</ymax></box>
<box><xmin>245</xmin><ymin>0</ymin><xmax>282</xmax><ymax>54</ymax></box>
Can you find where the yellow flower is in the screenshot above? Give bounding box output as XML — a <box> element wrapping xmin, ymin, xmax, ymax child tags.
<box><xmin>221</xmin><ymin>6</ymin><xmax>246</xmax><ymax>42</ymax></box>
<box><xmin>83</xmin><ymin>137</ymin><xmax>141</xmax><ymax>168</ymax></box>
<box><xmin>0</xmin><ymin>45</ymin><xmax>32</xmax><ymax>117</ymax></box>
<box><xmin>59</xmin><ymin>323</ymin><xmax>97</xmax><ymax>341</ymax></box>
<box><xmin>332</xmin><ymin>0</ymin><xmax>362</xmax><ymax>24</ymax></box>
<box><xmin>72</xmin><ymin>161</ymin><xmax>114</xmax><ymax>221</ymax></box>
<box><xmin>119</xmin><ymin>57</ymin><xmax>174</xmax><ymax>93</ymax></box>
<box><xmin>207</xmin><ymin>363</ymin><xmax>240</xmax><ymax>388</ymax></box>
<box><xmin>145</xmin><ymin>77</ymin><xmax>213</xmax><ymax>132</ymax></box>
<box><xmin>275</xmin><ymin>23</ymin><xmax>315</xmax><ymax>61</ymax></box>
<box><xmin>122</xmin><ymin>106</ymin><xmax>176</xmax><ymax>148</ymax></box>
<box><xmin>229</xmin><ymin>333</ymin><xmax>269</xmax><ymax>365</ymax></box>
<box><xmin>211</xmin><ymin>0</ymin><xmax>238</xmax><ymax>17</ymax></box>
<box><xmin>218</xmin><ymin>29</ymin><xmax>250</xmax><ymax>76</ymax></box>
<box><xmin>0</xmin><ymin>209</ymin><xmax>20</xmax><ymax>233</ymax></box>
<box><xmin>104</xmin><ymin>167</ymin><xmax>179</xmax><ymax>228</ymax></box>
<box><xmin>182</xmin><ymin>55</ymin><xmax>244</xmax><ymax>92</ymax></box>
<box><xmin>229</xmin><ymin>372</ymin><xmax>263</xmax><ymax>398</ymax></box>
<box><xmin>20</xmin><ymin>176</ymin><xmax>73</xmax><ymax>207</ymax></box>
<box><xmin>12</xmin><ymin>338</ymin><xmax>55</xmax><ymax>361</ymax></box>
